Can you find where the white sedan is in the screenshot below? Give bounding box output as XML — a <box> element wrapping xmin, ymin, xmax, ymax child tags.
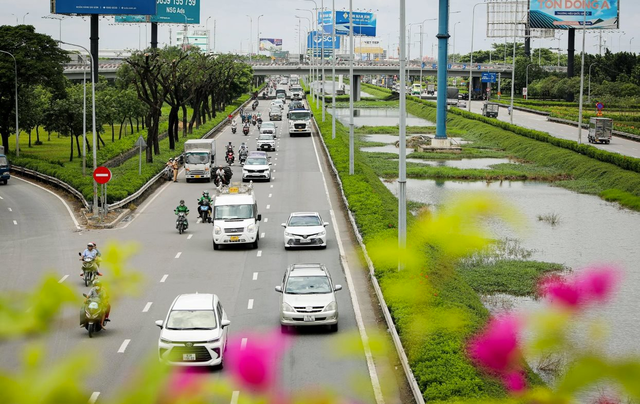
<box><xmin>281</xmin><ymin>212</ymin><xmax>329</xmax><ymax>249</ymax></box>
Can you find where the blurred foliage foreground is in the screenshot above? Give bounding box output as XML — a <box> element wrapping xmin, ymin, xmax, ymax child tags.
<box><xmin>1</xmin><ymin>197</ymin><xmax>639</xmax><ymax>404</ymax></box>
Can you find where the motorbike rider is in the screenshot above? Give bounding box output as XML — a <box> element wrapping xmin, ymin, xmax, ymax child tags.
<box><xmin>174</xmin><ymin>200</ymin><xmax>189</xmax><ymax>230</ymax></box>
<box><xmin>80</xmin><ymin>242</ymin><xmax>102</xmax><ymax>277</ymax></box>
<box><xmin>215</xmin><ymin>166</ymin><xmax>227</xmax><ymax>185</ymax></box>
<box><xmin>198</xmin><ymin>191</ymin><xmax>213</xmax><ymax>219</ymax></box>
<box><xmin>84</xmin><ymin>279</ymin><xmax>110</xmax><ymax>328</ymax></box>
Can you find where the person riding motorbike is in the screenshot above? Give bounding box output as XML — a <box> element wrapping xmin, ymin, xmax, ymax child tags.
<box><xmin>80</xmin><ymin>242</ymin><xmax>102</xmax><ymax>277</ymax></box>
<box><xmin>84</xmin><ymin>279</ymin><xmax>110</xmax><ymax>328</ymax></box>
<box><xmin>231</xmin><ymin>118</ymin><xmax>237</xmax><ymax>134</ymax></box>
<box><xmin>215</xmin><ymin>166</ymin><xmax>228</xmax><ymax>185</ymax></box>
<box><xmin>174</xmin><ymin>200</ymin><xmax>189</xmax><ymax>230</ymax></box>
<box><xmin>226</xmin><ymin>142</ymin><xmax>234</xmax><ymax>153</ymax></box>
<box><xmin>198</xmin><ymin>191</ymin><xmax>213</xmax><ymax>221</ymax></box>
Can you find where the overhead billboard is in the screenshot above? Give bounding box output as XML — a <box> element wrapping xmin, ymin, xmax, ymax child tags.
<box><xmin>319</xmin><ymin>11</ymin><xmax>377</xmax><ymax>37</ymax></box>
<box><xmin>306</xmin><ymin>31</ymin><xmax>340</xmax><ymax>50</ymax></box>
<box><xmin>114</xmin><ymin>0</ymin><xmax>200</xmax><ymax>23</ymax></box>
<box><xmin>259</xmin><ymin>38</ymin><xmax>283</xmax><ymax>52</ymax></box>
<box><xmin>51</xmin><ymin>0</ymin><xmax>156</xmax><ymax>15</ymax></box>
<box><xmin>528</xmin><ymin>0</ymin><xmax>619</xmax><ymax>29</ymax></box>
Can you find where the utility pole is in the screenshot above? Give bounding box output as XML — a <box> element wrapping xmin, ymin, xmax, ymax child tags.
<box><xmin>332</xmin><ymin>0</ymin><xmax>336</xmax><ymax>139</ymax></box>
<box><xmin>348</xmin><ymin>0</ymin><xmax>354</xmax><ymax>175</ymax></box>
<box><xmin>398</xmin><ymin>0</ymin><xmax>407</xmax><ymax>267</ymax></box>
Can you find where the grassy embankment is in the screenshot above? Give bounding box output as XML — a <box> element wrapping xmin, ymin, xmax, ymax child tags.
<box><xmin>303</xmin><ymin>80</ymin><xmax>557</xmax><ymax>402</ymax></box>
<box><xmin>10</xmin><ymin>96</ymin><xmax>249</xmax><ymax>203</ymax></box>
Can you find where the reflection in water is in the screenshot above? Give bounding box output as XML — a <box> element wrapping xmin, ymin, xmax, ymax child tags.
<box><xmin>333</xmin><ymin>108</ymin><xmax>435</xmax><ymax>128</ymax></box>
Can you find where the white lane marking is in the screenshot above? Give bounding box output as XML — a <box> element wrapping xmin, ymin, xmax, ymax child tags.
<box><xmin>175</xmin><ymin>252</ymin><xmax>182</xmax><ymax>259</ymax></box>
<box><xmin>8</xmin><ymin>207</ymin><xmax>12</xmax><ymax>211</ymax></box>
<box><xmin>120</xmin><ymin>172</ymin><xmax>177</xmax><ymax>229</ymax></box>
<box><xmin>241</xmin><ymin>338</ymin><xmax>248</xmax><ymax>350</ymax></box>
<box><xmin>0</xmin><ymin>195</ymin><xmax>3</xmax><ymax>199</ymax></box>
<box><xmin>272</xmin><ymin>176</ymin><xmax>275</xmax><ymax>180</ymax></box>
<box><xmin>142</xmin><ymin>302</ymin><xmax>153</xmax><ymax>312</ymax></box>
<box><xmin>13</xmin><ymin>220</ymin><xmax>17</xmax><ymax>225</ymax></box>
<box><xmin>272</xmin><ymin>169</ymin><xmax>276</xmax><ymax>172</ymax></box>
<box><xmin>252</xmin><ymin>272</ymin><xmax>258</xmax><ymax>280</ymax></box>
<box><xmin>247</xmin><ymin>299</ymin><xmax>254</xmax><ymax>310</ymax></box>
<box><xmin>260</xmin><ymin>232</ymin><xmax>265</xmax><ymax>238</ymax></box>
<box><xmin>230</xmin><ymin>391</ymin><xmax>240</xmax><ymax>404</ymax></box>
<box><xmin>58</xmin><ymin>275</ymin><xmax>69</xmax><ymax>283</ymax></box>
<box><xmin>275</xmin><ymin>158</ymin><xmax>278</xmax><ymax>161</ymax></box>
<box><xmin>270</xmin><ymin>185</ymin><xmax>274</xmax><ymax>188</ymax></box>
<box><xmin>160</xmin><ymin>274</ymin><xmax>168</xmax><ymax>283</ymax></box>
<box><xmin>117</xmin><ymin>339</ymin><xmax>131</xmax><ymax>353</ymax></box>
<box><xmin>264</xmin><ymin>218</ymin><xmax>268</xmax><ymax>223</ymax></box>
<box><xmin>266</xmin><ymin>205</ymin><xmax>270</xmax><ymax>209</ymax></box>
<box><xmin>256</xmin><ymin>250</ymin><xmax>262</xmax><ymax>257</ymax></box>
<box><xmin>187</xmin><ymin>234</ymin><xmax>193</xmax><ymax>240</ymax></box>
<box><xmin>268</xmin><ymin>193</ymin><xmax>272</xmax><ymax>198</ymax></box>
<box><xmin>310</xmin><ymin>126</ymin><xmax>385</xmax><ymax>404</ymax></box>
<box><xmin>88</xmin><ymin>392</ymin><xmax>100</xmax><ymax>404</ymax></box>
<box><xmin>196</xmin><ymin>217</ymin><xmax>202</xmax><ymax>223</ymax></box>
<box><xmin>276</xmin><ymin>153</ymin><xmax>279</xmax><ymax>156</ymax></box>
<box><xmin>13</xmin><ymin>176</ymin><xmax>80</xmax><ymax>230</ymax></box>
<box><xmin>274</xmin><ymin>163</ymin><xmax>277</xmax><ymax>166</ymax></box>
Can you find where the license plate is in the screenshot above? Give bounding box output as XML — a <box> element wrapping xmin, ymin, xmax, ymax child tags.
<box><xmin>195</xmin><ymin>175</ymin><xmax>201</xmax><ymax>178</ymax></box>
<box><xmin>304</xmin><ymin>315</ymin><xmax>315</xmax><ymax>322</ymax></box>
<box><xmin>230</xmin><ymin>236</ymin><xmax>239</xmax><ymax>242</ymax></box>
<box><xmin>300</xmin><ymin>239</ymin><xmax>311</xmax><ymax>243</ymax></box>
<box><xmin>183</xmin><ymin>353</ymin><xmax>196</xmax><ymax>361</ymax></box>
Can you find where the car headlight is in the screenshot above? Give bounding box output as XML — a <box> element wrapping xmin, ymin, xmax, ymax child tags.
<box><xmin>284</xmin><ymin>231</ymin><xmax>292</xmax><ymax>237</ymax></box>
<box><xmin>160</xmin><ymin>338</ymin><xmax>172</xmax><ymax>344</ymax></box>
<box><xmin>282</xmin><ymin>302</ymin><xmax>294</xmax><ymax>312</ymax></box>
<box><xmin>319</xmin><ymin>230</ymin><xmax>326</xmax><ymax>236</ymax></box>
<box><xmin>247</xmin><ymin>224</ymin><xmax>256</xmax><ymax>233</ymax></box>
<box><xmin>214</xmin><ymin>226</ymin><xmax>221</xmax><ymax>235</ymax></box>
<box><xmin>205</xmin><ymin>167</ymin><xmax>210</xmax><ymax>171</ymax></box>
<box><xmin>205</xmin><ymin>338</ymin><xmax>220</xmax><ymax>343</ymax></box>
<box><xmin>323</xmin><ymin>301</ymin><xmax>337</xmax><ymax>312</ymax></box>
<box><xmin>185</xmin><ymin>168</ymin><xmax>190</xmax><ymax>172</ymax></box>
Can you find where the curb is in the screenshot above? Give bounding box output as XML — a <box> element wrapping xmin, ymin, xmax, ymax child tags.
<box><xmin>83</xmin><ymin>208</ymin><xmax>132</xmax><ymax>229</ymax></box>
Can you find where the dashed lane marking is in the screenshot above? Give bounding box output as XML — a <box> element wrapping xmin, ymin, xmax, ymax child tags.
<box><xmin>241</xmin><ymin>338</ymin><xmax>248</xmax><ymax>350</ymax></box>
<box><xmin>247</xmin><ymin>299</ymin><xmax>254</xmax><ymax>310</ymax></box>
<box><xmin>187</xmin><ymin>234</ymin><xmax>193</xmax><ymax>240</ymax></box>
<box><xmin>270</xmin><ymin>185</ymin><xmax>273</xmax><ymax>188</ymax></box>
<box><xmin>266</xmin><ymin>205</ymin><xmax>270</xmax><ymax>209</ymax></box>
<box><xmin>252</xmin><ymin>272</ymin><xmax>258</xmax><ymax>280</ymax></box>
<box><xmin>257</xmin><ymin>250</ymin><xmax>262</xmax><ymax>257</ymax></box>
<box><xmin>8</xmin><ymin>207</ymin><xmax>12</xmax><ymax>211</ymax></box>
<box><xmin>268</xmin><ymin>193</ymin><xmax>272</xmax><ymax>198</ymax></box>
<box><xmin>160</xmin><ymin>274</ymin><xmax>168</xmax><ymax>283</ymax></box>
<box><xmin>230</xmin><ymin>391</ymin><xmax>240</xmax><ymax>404</ymax></box>
<box><xmin>264</xmin><ymin>218</ymin><xmax>268</xmax><ymax>223</ymax></box>
<box><xmin>13</xmin><ymin>220</ymin><xmax>17</xmax><ymax>225</ymax></box>
<box><xmin>260</xmin><ymin>232</ymin><xmax>265</xmax><ymax>238</ymax></box>
<box><xmin>88</xmin><ymin>392</ymin><xmax>100</xmax><ymax>404</ymax></box>
<box><xmin>175</xmin><ymin>252</ymin><xmax>182</xmax><ymax>259</ymax></box>
<box><xmin>118</xmin><ymin>339</ymin><xmax>131</xmax><ymax>353</ymax></box>
<box><xmin>143</xmin><ymin>302</ymin><xmax>153</xmax><ymax>312</ymax></box>
<box><xmin>58</xmin><ymin>275</ymin><xmax>69</xmax><ymax>283</ymax></box>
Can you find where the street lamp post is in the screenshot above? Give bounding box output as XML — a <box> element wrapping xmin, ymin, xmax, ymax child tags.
<box><xmin>526</xmin><ymin>63</ymin><xmax>533</xmax><ymax>99</ymax></box>
<box><xmin>80</xmin><ymin>54</ymin><xmax>89</xmax><ymax>175</ymax></box>
<box><xmin>297</xmin><ymin>8</ymin><xmax>316</xmax><ymax>101</ymax></box>
<box><xmin>349</xmin><ymin>0</ymin><xmax>354</xmax><ymax>175</ymax></box>
<box><xmin>58</xmin><ymin>41</ymin><xmax>98</xmax><ymax>211</ymax></box>
<box><xmin>10</xmin><ymin>13</ymin><xmax>18</xmax><ymax>25</ymax></box>
<box><xmin>588</xmin><ymin>62</ymin><xmax>597</xmax><ymax>103</ymax></box>
<box><xmin>179</xmin><ymin>12</ymin><xmax>189</xmax><ymax>48</ymax></box>
<box><xmin>332</xmin><ymin>0</ymin><xmax>336</xmax><ymax>138</ymax></box>
<box><xmin>297</xmin><ymin>14</ymin><xmax>313</xmax><ymax>97</ymax></box>
<box><xmin>577</xmin><ymin>2</ymin><xmax>588</xmax><ymax>144</ymax></box>
<box><xmin>22</xmin><ymin>12</ymin><xmax>29</xmax><ymax>24</ymax></box>
<box><xmin>42</xmin><ymin>15</ymin><xmax>65</xmax><ymax>41</ymax></box>
<box><xmin>205</xmin><ymin>16</ymin><xmax>212</xmax><ymax>53</ymax></box>
<box><xmin>304</xmin><ymin>0</ymin><xmax>320</xmax><ymax>106</ymax></box>
<box><xmin>419</xmin><ymin>18</ymin><xmax>437</xmax><ymax>92</ymax></box>
<box><xmin>257</xmin><ymin>14</ymin><xmax>264</xmax><ymax>56</ymax></box>
<box><xmin>320</xmin><ymin>0</ymin><xmax>326</xmax><ymax>123</ymax></box>
<box><xmin>468</xmin><ymin>2</ymin><xmax>486</xmax><ymax>112</ymax></box>
<box><xmin>630</xmin><ymin>37</ymin><xmax>635</xmax><ymax>53</ymax></box>
<box><xmin>0</xmin><ymin>50</ymin><xmax>19</xmax><ymax>157</ymax></box>
<box><xmin>398</xmin><ymin>0</ymin><xmax>407</xmax><ymax>265</ymax></box>
<box><xmin>452</xmin><ymin>21</ymin><xmax>460</xmax><ymax>63</ymax></box>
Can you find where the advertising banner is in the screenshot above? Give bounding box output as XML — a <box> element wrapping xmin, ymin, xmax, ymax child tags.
<box><xmin>529</xmin><ymin>0</ymin><xmax>619</xmax><ymax>29</ymax></box>
<box><xmin>259</xmin><ymin>38</ymin><xmax>283</xmax><ymax>52</ymax></box>
<box><xmin>320</xmin><ymin>11</ymin><xmax>377</xmax><ymax>36</ymax></box>
<box><xmin>114</xmin><ymin>0</ymin><xmax>200</xmax><ymax>24</ymax></box>
<box><xmin>306</xmin><ymin>31</ymin><xmax>340</xmax><ymax>50</ymax></box>
<box><xmin>52</xmin><ymin>0</ymin><xmax>156</xmax><ymax>15</ymax></box>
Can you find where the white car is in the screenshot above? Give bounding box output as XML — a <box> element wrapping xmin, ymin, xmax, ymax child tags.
<box><xmin>242</xmin><ymin>152</ymin><xmax>272</xmax><ymax>182</ymax></box>
<box><xmin>256</xmin><ymin>134</ymin><xmax>276</xmax><ymax>151</ymax></box>
<box><xmin>281</xmin><ymin>212</ymin><xmax>329</xmax><ymax>249</ymax></box>
<box><xmin>156</xmin><ymin>293</ymin><xmax>230</xmax><ymax>367</ymax></box>
<box><xmin>260</xmin><ymin>122</ymin><xmax>277</xmax><ymax>137</ymax></box>
<box><xmin>271</xmin><ymin>99</ymin><xmax>284</xmax><ymax>109</ymax></box>
<box><xmin>457</xmin><ymin>100</ymin><xmax>467</xmax><ymax>108</ymax></box>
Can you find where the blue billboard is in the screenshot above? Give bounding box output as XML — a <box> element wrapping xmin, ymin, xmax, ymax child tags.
<box><xmin>115</xmin><ymin>0</ymin><xmax>200</xmax><ymax>23</ymax></box>
<box><xmin>481</xmin><ymin>73</ymin><xmax>497</xmax><ymax>83</ymax></box>
<box><xmin>52</xmin><ymin>0</ymin><xmax>156</xmax><ymax>15</ymax></box>
<box><xmin>529</xmin><ymin>0</ymin><xmax>619</xmax><ymax>29</ymax></box>
<box><xmin>320</xmin><ymin>11</ymin><xmax>377</xmax><ymax>37</ymax></box>
<box><xmin>307</xmin><ymin>31</ymin><xmax>340</xmax><ymax>50</ymax></box>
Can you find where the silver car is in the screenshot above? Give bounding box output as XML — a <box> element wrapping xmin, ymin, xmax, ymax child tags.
<box><xmin>281</xmin><ymin>212</ymin><xmax>328</xmax><ymax>249</ymax></box>
<box><xmin>275</xmin><ymin>263</ymin><xmax>341</xmax><ymax>332</ymax></box>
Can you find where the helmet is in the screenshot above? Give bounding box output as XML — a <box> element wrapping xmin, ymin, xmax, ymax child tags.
<box><xmin>179</xmin><ymin>200</ymin><xmax>185</xmax><ymax>205</ymax></box>
<box><xmin>203</xmin><ymin>191</ymin><xmax>209</xmax><ymax>196</ymax></box>
<box><xmin>87</xmin><ymin>242</ymin><xmax>95</xmax><ymax>247</ymax></box>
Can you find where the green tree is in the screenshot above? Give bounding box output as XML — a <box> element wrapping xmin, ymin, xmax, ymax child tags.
<box><xmin>18</xmin><ymin>85</ymin><xmax>51</xmax><ymax>147</ymax></box>
<box><xmin>0</xmin><ymin>25</ymin><xmax>68</xmax><ymax>153</ymax></box>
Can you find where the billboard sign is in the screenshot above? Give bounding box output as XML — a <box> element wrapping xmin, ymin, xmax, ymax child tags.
<box><xmin>306</xmin><ymin>31</ymin><xmax>340</xmax><ymax>50</ymax></box>
<box><xmin>259</xmin><ymin>38</ymin><xmax>283</xmax><ymax>52</ymax></box>
<box><xmin>481</xmin><ymin>72</ymin><xmax>497</xmax><ymax>83</ymax></box>
<box><xmin>52</xmin><ymin>0</ymin><xmax>156</xmax><ymax>15</ymax></box>
<box><xmin>320</xmin><ymin>11</ymin><xmax>377</xmax><ymax>36</ymax></box>
<box><xmin>529</xmin><ymin>0</ymin><xmax>619</xmax><ymax>29</ymax></box>
<box><xmin>114</xmin><ymin>0</ymin><xmax>200</xmax><ymax>23</ymax></box>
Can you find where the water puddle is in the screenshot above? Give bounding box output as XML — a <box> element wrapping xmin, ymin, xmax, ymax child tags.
<box><xmin>333</xmin><ymin>108</ymin><xmax>435</xmax><ymax>127</ymax></box>
<box><xmin>402</xmin><ymin>158</ymin><xmax>515</xmax><ymax>170</ymax></box>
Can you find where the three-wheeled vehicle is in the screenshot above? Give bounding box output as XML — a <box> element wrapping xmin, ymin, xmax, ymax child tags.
<box><xmin>482</xmin><ymin>102</ymin><xmax>499</xmax><ymax>118</ymax></box>
<box><xmin>588</xmin><ymin>117</ymin><xmax>613</xmax><ymax>144</ymax></box>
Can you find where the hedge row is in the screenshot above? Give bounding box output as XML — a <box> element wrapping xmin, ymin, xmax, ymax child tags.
<box><xmin>11</xmin><ymin>96</ymin><xmax>249</xmax><ymax>203</ymax></box>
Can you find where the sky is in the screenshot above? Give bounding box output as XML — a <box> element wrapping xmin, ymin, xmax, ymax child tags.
<box><xmin>3</xmin><ymin>0</ymin><xmax>639</xmax><ymax>60</ymax></box>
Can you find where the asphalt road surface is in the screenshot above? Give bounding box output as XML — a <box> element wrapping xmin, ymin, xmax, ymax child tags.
<box><xmin>0</xmin><ymin>95</ymin><xmax>393</xmax><ymax>404</ymax></box>
<box><xmin>468</xmin><ymin>100</ymin><xmax>640</xmax><ymax>159</ymax></box>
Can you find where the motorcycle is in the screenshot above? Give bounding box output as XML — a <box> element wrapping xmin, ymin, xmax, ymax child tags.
<box><xmin>251</xmin><ymin>103</ymin><xmax>257</xmax><ymax>111</ymax></box>
<box><xmin>242</xmin><ymin>125</ymin><xmax>250</xmax><ymax>135</ymax></box>
<box><xmin>239</xmin><ymin>151</ymin><xmax>248</xmax><ymax>166</ymax></box>
<box><xmin>163</xmin><ymin>165</ymin><xmax>173</xmax><ymax>181</ymax></box>
<box><xmin>231</xmin><ymin>124</ymin><xmax>237</xmax><ymax>134</ymax></box>
<box><xmin>198</xmin><ymin>199</ymin><xmax>212</xmax><ymax>223</ymax></box>
<box><xmin>80</xmin><ymin>296</ymin><xmax>107</xmax><ymax>338</ymax></box>
<box><xmin>176</xmin><ymin>212</ymin><xmax>188</xmax><ymax>234</ymax></box>
<box><xmin>257</xmin><ymin>116</ymin><xmax>263</xmax><ymax>125</ymax></box>
<box><xmin>225</xmin><ymin>151</ymin><xmax>235</xmax><ymax>165</ymax></box>
<box><xmin>79</xmin><ymin>253</ymin><xmax>99</xmax><ymax>287</ymax></box>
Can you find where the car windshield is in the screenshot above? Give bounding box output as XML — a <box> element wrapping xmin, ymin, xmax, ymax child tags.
<box><xmin>214</xmin><ymin>204</ymin><xmax>254</xmax><ymax>220</ymax></box>
<box><xmin>258</xmin><ymin>135</ymin><xmax>273</xmax><ymax>140</ymax></box>
<box><xmin>285</xmin><ymin>276</ymin><xmax>332</xmax><ymax>294</ymax></box>
<box><xmin>185</xmin><ymin>152</ymin><xmax>209</xmax><ymax>165</ymax></box>
<box><xmin>292</xmin><ymin>87</ymin><xmax>302</xmax><ymax>92</ymax></box>
<box><xmin>262</xmin><ymin>123</ymin><xmax>275</xmax><ymax>129</ymax></box>
<box><xmin>245</xmin><ymin>157</ymin><xmax>268</xmax><ymax>166</ymax></box>
<box><xmin>288</xmin><ymin>215</ymin><xmax>322</xmax><ymax>227</ymax></box>
<box><xmin>0</xmin><ymin>156</ymin><xmax>8</xmax><ymax>166</ymax></box>
<box><xmin>166</xmin><ymin>310</ymin><xmax>217</xmax><ymax>330</ymax></box>
<box><xmin>270</xmin><ymin>108</ymin><xmax>281</xmax><ymax>113</ymax></box>
<box><xmin>289</xmin><ymin>111</ymin><xmax>310</xmax><ymax>120</ymax></box>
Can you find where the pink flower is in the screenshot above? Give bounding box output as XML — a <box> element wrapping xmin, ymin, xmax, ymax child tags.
<box><xmin>539</xmin><ymin>265</ymin><xmax>621</xmax><ymax>309</ymax></box>
<box><xmin>539</xmin><ymin>276</ymin><xmax>581</xmax><ymax>308</ymax></box>
<box><xmin>225</xmin><ymin>330</ymin><xmax>290</xmax><ymax>392</ymax></box>
<box><xmin>164</xmin><ymin>367</ymin><xmax>206</xmax><ymax>401</ymax></box>
<box><xmin>502</xmin><ymin>371</ymin><xmax>526</xmax><ymax>393</ymax></box>
<box><xmin>468</xmin><ymin>315</ymin><xmax>522</xmax><ymax>373</ymax></box>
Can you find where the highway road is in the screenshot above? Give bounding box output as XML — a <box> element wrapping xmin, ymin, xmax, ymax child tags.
<box><xmin>0</xmin><ymin>93</ymin><xmax>402</xmax><ymax>403</ymax></box>
<box><xmin>468</xmin><ymin>100</ymin><xmax>640</xmax><ymax>159</ymax></box>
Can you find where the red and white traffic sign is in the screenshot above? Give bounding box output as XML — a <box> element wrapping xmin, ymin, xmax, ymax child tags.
<box><xmin>93</xmin><ymin>166</ymin><xmax>112</xmax><ymax>184</ymax></box>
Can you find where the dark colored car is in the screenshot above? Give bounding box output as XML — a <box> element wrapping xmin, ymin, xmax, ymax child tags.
<box><xmin>0</xmin><ymin>154</ymin><xmax>10</xmax><ymax>185</ymax></box>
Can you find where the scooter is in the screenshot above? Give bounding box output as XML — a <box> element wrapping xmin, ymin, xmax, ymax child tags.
<box><xmin>239</xmin><ymin>152</ymin><xmax>247</xmax><ymax>166</ymax></box>
<box><xmin>176</xmin><ymin>212</ymin><xmax>188</xmax><ymax>234</ymax></box>
<box><xmin>231</xmin><ymin>124</ymin><xmax>237</xmax><ymax>134</ymax></box>
<box><xmin>242</xmin><ymin>125</ymin><xmax>250</xmax><ymax>135</ymax></box>
<box><xmin>79</xmin><ymin>253</ymin><xmax>99</xmax><ymax>287</ymax></box>
<box><xmin>198</xmin><ymin>199</ymin><xmax>212</xmax><ymax>223</ymax></box>
<box><xmin>225</xmin><ymin>151</ymin><xmax>235</xmax><ymax>165</ymax></box>
<box><xmin>80</xmin><ymin>296</ymin><xmax>107</xmax><ymax>338</ymax></box>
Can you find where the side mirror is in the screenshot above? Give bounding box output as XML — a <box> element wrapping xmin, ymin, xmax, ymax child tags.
<box><xmin>155</xmin><ymin>320</ymin><xmax>164</xmax><ymax>329</ymax></box>
<box><xmin>221</xmin><ymin>319</ymin><xmax>231</xmax><ymax>328</ymax></box>
<box><xmin>82</xmin><ymin>293</ymin><xmax>87</xmax><ymax>298</ymax></box>
<box><xmin>281</xmin><ymin>223</ymin><xmax>287</xmax><ymax>227</ymax></box>
<box><xmin>275</xmin><ymin>286</ymin><xmax>283</xmax><ymax>293</ymax></box>
<box><xmin>257</xmin><ymin>214</ymin><xmax>262</xmax><ymax>221</ymax></box>
<box><xmin>334</xmin><ymin>285</ymin><xmax>343</xmax><ymax>292</ymax></box>
<box><xmin>323</xmin><ymin>222</ymin><xmax>329</xmax><ymax>227</ymax></box>
<box><xmin>268</xmin><ymin>162</ymin><xmax>272</xmax><ymax>166</ymax></box>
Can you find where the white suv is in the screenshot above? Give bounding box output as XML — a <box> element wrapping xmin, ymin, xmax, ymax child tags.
<box><xmin>156</xmin><ymin>293</ymin><xmax>230</xmax><ymax>367</ymax></box>
<box><xmin>275</xmin><ymin>263</ymin><xmax>342</xmax><ymax>332</ymax></box>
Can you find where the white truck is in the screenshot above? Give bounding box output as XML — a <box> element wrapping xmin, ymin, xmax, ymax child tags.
<box><xmin>212</xmin><ymin>183</ymin><xmax>262</xmax><ymax>250</ymax></box>
<box><xmin>290</xmin><ymin>85</ymin><xmax>304</xmax><ymax>100</ymax></box>
<box><xmin>184</xmin><ymin>139</ymin><xmax>216</xmax><ymax>182</ymax></box>
<box><xmin>288</xmin><ymin>109</ymin><xmax>312</xmax><ymax>137</ymax></box>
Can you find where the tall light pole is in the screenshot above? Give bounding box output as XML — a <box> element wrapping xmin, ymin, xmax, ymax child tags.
<box><xmin>508</xmin><ymin>1</ymin><xmax>519</xmax><ymax>125</ymax></box>
<box><xmin>42</xmin><ymin>15</ymin><xmax>65</xmax><ymax>41</ymax></box>
<box><xmin>246</xmin><ymin>15</ymin><xmax>253</xmax><ymax>61</ymax></box>
<box><xmin>22</xmin><ymin>12</ymin><xmax>29</xmax><ymax>24</ymax></box>
<box><xmin>419</xmin><ymin>18</ymin><xmax>437</xmax><ymax>92</ymax></box>
<box><xmin>10</xmin><ymin>13</ymin><xmax>18</xmax><ymax>25</ymax></box>
<box><xmin>452</xmin><ymin>21</ymin><xmax>460</xmax><ymax>63</ymax></box>
<box><xmin>398</xmin><ymin>0</ymin><xmax>407</xmax><ymax>266</ymax></box>
<box><xmin>297</xmin><ymin>8</ymin><xmax>316</xmax><ymax>100</ymax></box>
<box><xmin>332</xmin><ymin>0</ymin><xmax>336</xmax><ymax>138</ymax></box>
<box><xmin>304</xmin><ymin>0</ymin><xmax>319</xmax><ymax>106</ymax></box>
<box><xmin>468</xmin><ymin>2</ymin><xmax>486</xmax><ymax>112</ymax></box>
<box><xmin>58</xmin><ymin>41</ymin><xmax>97</xmax><ymax>211</ymax></box>
<box><xmin>588</xmin><ymin>62</ymin><xmax>597</xmax><ymax>103</ymax></box>
<box><xmin>630</xmin><ymin>37</ymin><xmax>635</xmax><ymax>53</ymax></box>
<box><xmin>205</xmin><ymin>16</ymin><xmax>212</xmax><ymax>53</ymax></box>
<box><xmin>80</xmin><ymin>54</ymin><xmax>89</xmax><ymax>175</ymax></box>
<box><xmin>577</xmin><ymin>1</ymin><xmax>587</xmax><ymax>144</ymax></box>
<box><xmin>0</xmin><ymin>50</ymin><xmax>18</xmax><ymax>157</ymax></box>
<box><xmin>320</xmin><ymin>0</ymin><xmax>326</xmax><ymax>123</ymax></box>
<box><xmin>256</xmin><ymin>14</ymin><xmax>264</xmax><ymax>56</ymax></box>
<box><xmin>297</xmin><ymin>14</ymin><xmax>313</xmax><ymax>97</ymax></box>
<box><xmin>180</xmin><ymin>12</ymin><xmax>189</xmax><ymax>48</ymax></box>
<box><xmin>526</xmin><ymin>63</ymin><xmax>533</xmax><ymax>99</ymax></box>
<box><xmin>348</xmin><ymin>0</ymin><xmax>354</xmax><ymax>176</ymax></box>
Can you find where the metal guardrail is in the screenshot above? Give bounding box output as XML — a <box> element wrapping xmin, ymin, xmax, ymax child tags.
<box><xmin>311</xmin><ymin>114</ymin><xmax>425</xmax><ymax>404</ymax></box>
<box><xmin>10</xmin><ymin>165</ymin><xmax>91</xmax><ymax>210</ymax></box>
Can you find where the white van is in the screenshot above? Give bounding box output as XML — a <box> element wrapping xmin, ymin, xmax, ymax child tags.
<box><xmin>212</xmin><ymin>184</ymin><xmax>261</xmax><ymax>250</ymax></box>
